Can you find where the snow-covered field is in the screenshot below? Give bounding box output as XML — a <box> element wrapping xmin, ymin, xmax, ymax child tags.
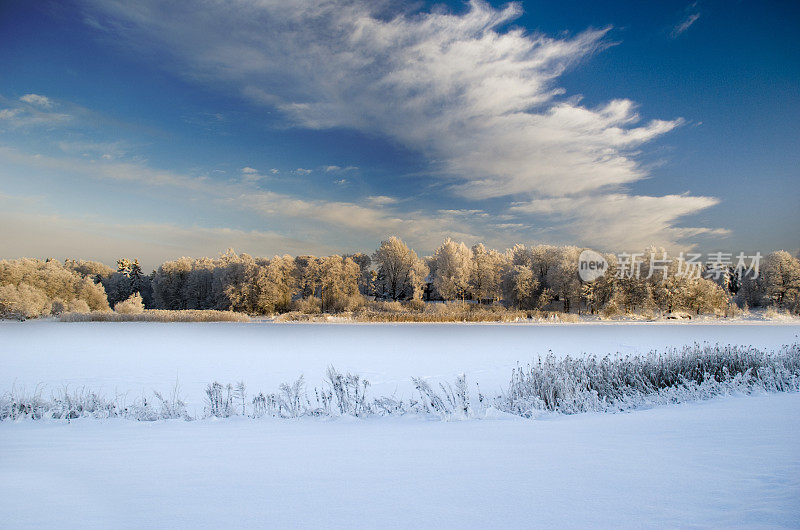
<box><xmin>2</xmin><ymin>320</ymin><xmax>799</xmax><ymax>407</ymax></box>
<box><xmin>2</xmin><ymin>321</ymin><xmax>799</xmax><ymax>528</ymax></box>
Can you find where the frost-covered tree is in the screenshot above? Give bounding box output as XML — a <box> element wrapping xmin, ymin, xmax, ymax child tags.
<box><xmin>502</xmin><ymin>265</ymin><xmax>538</xmax><ymax>309</ymax></box>
<box><xmin>736</xmin><ymin>269</ymin><xmax>764</xmax><ymax>308</ymax></box>
<box><xmin>431</xmin><ymin>238</ymin><xmax>472</xmax><ymax>301</ymax></box>
<box><xmin>679</xmin><ymin>277</ymin><xmax>729</xmax><ymax>315</ymax></box>
<box><xmin>344</xmin><ymin>253</ymin><xmax>373</xmax><ymax>296</ymax></box>
<box><xmin>103</xmin><ymin>258</ymin><xmax>152</xmax><ymax>308</ymax></box>
<box><xmin>508</xmin><ymin>244</ymin><xmax>532</xmax><ymax>268</ymax></box>
<box><xmin>530</xmin><ymin>245</ymin><xmax>558</xmax><ymax>285</ymax></box>
<box><xmin>762</xmin><ymin>251</ymin><xmax>800</xmax><ymax>313</ymax></box>
<box><xmin>253</xmin><ymin>255</ymin><xmax>297</xmax><ymax>314</ymax></box>
<box><xmin>318</xmin><ymin>255</ymin><xmax>362</xmax><ymax>312</ymax></box>
<box><xmin>64</xmin><ymin>259</ymin><xmax>114</xmax><ymax>281</ymax></box>
<box><xmin>546</xmin><ymin>247</ymin><xmax>582</xmax><ymax>313</ymax></box>
<box><xmin>469</xmin><ymin>244</ymin><xmax>506</xmax><ymax>302</ymax></box>
<box><xmin>0</xmin><ymin>258</ymin><xmax>110</xmax><ymax>318</ymax></box>
<box><xmin>500</xmin><ymin>244</ymin><xmax>559</xmax><ymax>310</ymax></box>
<box><xmin>293</xmin><ymin>255</ymin><xmax>321</xmax><ymax>300</ymax></box>
<box><xmin>613</xmin><ymin>275</ymin><xmax>652</xmax><ymax>314</ymax></box>
<box><xmin>373</xmin><ymin>236</ymin><xmax>428</xmax><ymax>300</ymax></box>
<box><xmin>152</xmin><ymin>256</ymin><xmax>195</xmax><ymax>310</ymax></box>
<box><xmin>641</xmin><ymin>247</ymin><xmax>682</xmax><ymax>314</ymax></box>
<box><xmin>0</xmin><ymin>283</ymin><xmax>51</xmax><ymax>319</ymax></box>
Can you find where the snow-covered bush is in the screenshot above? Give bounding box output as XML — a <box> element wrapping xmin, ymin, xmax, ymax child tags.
<box><xmin>0</xmin><ymin>385</ymin><xmax>50</xmax><ymax>420</ymax></box>
<box><xmin>292</xmin><ymin>296</ymin><xmax>321</xmax><ymax>314</ymax></box>
<box><xmin>412</xmin><ymin>374</ymin><xmax>472</xmax><ymax>419</ymax></box>
<box><xmin>205</xmin><ymin>382</ymin><xmax>236</xmax><ymax>418</ymax></box>
<box><xmin>500</xmin><ymin>343</ymin><xmax>800</xmax><ymax>417</ymax></box>
<box><xmin>153</xmin><ymin>381</ymin><xmax>189</xmax><ymax>420</ymax></box>
<box><xmin>0</xmin><ymin>384</ymin><xmax>190</xmax><ymax>422</ymax></box>
<box><xmin>327</xmin><ymin>366</ymin><xmax>370</xmax><ymax>416</ymax></box>
<box><xmin>278</xmin><ymin>376</ymin><xmax>306</xmax><ymax>418</ymax></box>
<box><xmin>114</xmin><ymin>293</ymin><xmax>145</xmax><ymax>314</ymax></box>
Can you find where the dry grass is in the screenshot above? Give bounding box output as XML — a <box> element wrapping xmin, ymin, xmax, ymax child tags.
<box><xmin>274</xmin><ymin>301</ymin><xmax>580</xmax><ymax>323</ymax></box>
<box><xmin>60</xmin><ymin>309</ymin><xmax>250</xmax><ymax>322</ymax></box>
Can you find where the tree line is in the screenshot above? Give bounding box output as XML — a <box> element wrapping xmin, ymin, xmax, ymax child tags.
<box><xmin>1</xmin><ymin>236</ymin><xmax>799</xmax><ymax>319</ymax></box>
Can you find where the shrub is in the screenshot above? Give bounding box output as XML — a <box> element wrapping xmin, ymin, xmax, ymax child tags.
<box><xmin>114</xmin><ymin>293</ymin><xmax>145</xmax><ymax>314</ymax></box>
<box><xmin>0</xmin><ymin>384</ymin><xmax>188</xmax><ymax>421</ymax></box>
<box><xmin>292</xmin><ymin>296</ymin><xmax>321</xmax><ymax>314</ymax></box>
<box><xmin>60</xmin><ymin>309</ymin><xmax>250</xmax><ymax>322</ymax></box>
<box><xmin>404</xmin><ymin>298</ymin><xmax>426</xmax><ymax>311</ymax></box>
<box><xmin>500</xmin><ymin>342</ymin><xmax>800</xmax><ymax>416</ymax></box>
<box><xmin>68</xmin><ymin>299</ymin><xmax>91</xmax><ymax>313</ymax></box>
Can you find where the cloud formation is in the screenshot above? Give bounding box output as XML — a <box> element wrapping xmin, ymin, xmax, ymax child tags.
<box><xmin>510</xmin><ymin>194</ymin><xmax>727</xmax><ymax>250</ymax></box>
<box><xmin>0</xmin><ymin>195</ymin><xmax>326</xmax><ymax>270</ymax></box>
<box><xmin>0</xmin><ymin>94</ymin><xmax>70</xmax><ymax>128</ymax></box>
<box><xmin>672</xmin><ymin>12</ymin><xmax>700</xmax><ymax>38</ymax></box>
<box><xmin>74</xmin><ymin>0</ymin><xmax>719</xmax><ymax>250</ymax></box>
<box><xmin>20</xmin><ymin>94</ymin><xmax>54</xmax><ymax>108</ymax></box>
<box><xmin>0</xmin><ymin>145</ymin><xmax>505</xmax><ymax>256</ymax></box>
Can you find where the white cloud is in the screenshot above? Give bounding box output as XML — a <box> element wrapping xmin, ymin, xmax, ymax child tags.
<box><xmin>0</xmin><ymin>100</ymin><xmax>69</xmax><ymax>128</ymax></box>
<box><xmin>79</xmin><ymin>1</ymin><xmax>680</xmax><ymax>197</ymax></box>
<box><xmin>20</xmin><ymin>94</ymin><xmax>53</xmax><ymax>108</ymax></box>
<box><xmin>325</xmin><ymin>165</ymin><xmax>358</xmax><ymax>172</ymax></box>
<box><xmin>510</xmin><ymin>193</ymin><xmax>728</xmax><ymax>251</ymax></box>
<box><xmin>0</xmin><ymin>146</ymin><xmax>497</xmax><ymax>254</ymax></box>
<box><xmin>0</xmin><ymin>108</ymin><xmax>22</xmax><ymax>120</ymax></box>
<box><xmin>294</xmin><ymin>168</ymin><xmax>312</xmax><ymax>175</ymax></box>
<box><xmin>78</xmin><ymin>0</ymin><xmax>716</xmax><ymax>249</ymax></box>
<box><xmin>366</xmin><ymin>195</ymin><xmax>398</xmax><ymax>206</ymax></box>
<box><xmin>672</xmin><ymin>12</ymin><xmax>700</xmax><ymax>38</ymax></box>
<box><xmin>240</xmin><ymin>166</ymin><xmax>270</xmax><ymax>183</ymax></box>
<box><xmin>57</xmin><ymin>140</ymin><xmax>127</xmax><ymax>159</ymax></box>
<box><xmin>438</xmin><ymin>209</ymin><xmax>490</xmax><ymax>218</ymax></box>
<box><xmin>0</xmin><ymin>196</ymin><xmax>327</xmax><ymax>271</ymax></box>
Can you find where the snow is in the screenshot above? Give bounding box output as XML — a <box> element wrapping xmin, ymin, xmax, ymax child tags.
<box><xmin>1</xmin><ymin>321</ymin><xmax>798</xmax><ymax>408</ymax></box>
<box><xmin>1</xmin><ymin>321</ymin><xmax>799</xmax><ymax>527</ymax></box>
<box><xmin>1</xmin><ymin>393</ymin><xmax>798</xmax><ymax>528</ymax></box>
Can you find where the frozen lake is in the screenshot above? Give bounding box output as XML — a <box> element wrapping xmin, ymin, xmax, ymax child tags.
<box><xmin>1</xmin><ymin>320</ymin><xmax>798</xmax><ymax>406</ymax></box>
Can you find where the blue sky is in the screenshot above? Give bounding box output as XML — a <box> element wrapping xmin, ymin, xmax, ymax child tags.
<box><xmin>0</xmin><ymin>0</ymin><xmax>797</xmax><ymax>269</ymax></box>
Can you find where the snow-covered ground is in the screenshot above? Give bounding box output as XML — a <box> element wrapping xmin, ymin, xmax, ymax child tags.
<box><xmin>1</xmin><ymin>394</ymin><xmax>798</xmax><ymax>528</ymax></box>
<box><xmin>1</xmin><ymin>321</ymin><xmax>799</xmax><ymax>527</ymax></box>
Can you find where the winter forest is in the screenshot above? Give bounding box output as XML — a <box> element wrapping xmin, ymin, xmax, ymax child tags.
<box><xmin>2</xmin><ymin>236</ymin><xmax>799</xmax><ymax>321</ymax></box>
